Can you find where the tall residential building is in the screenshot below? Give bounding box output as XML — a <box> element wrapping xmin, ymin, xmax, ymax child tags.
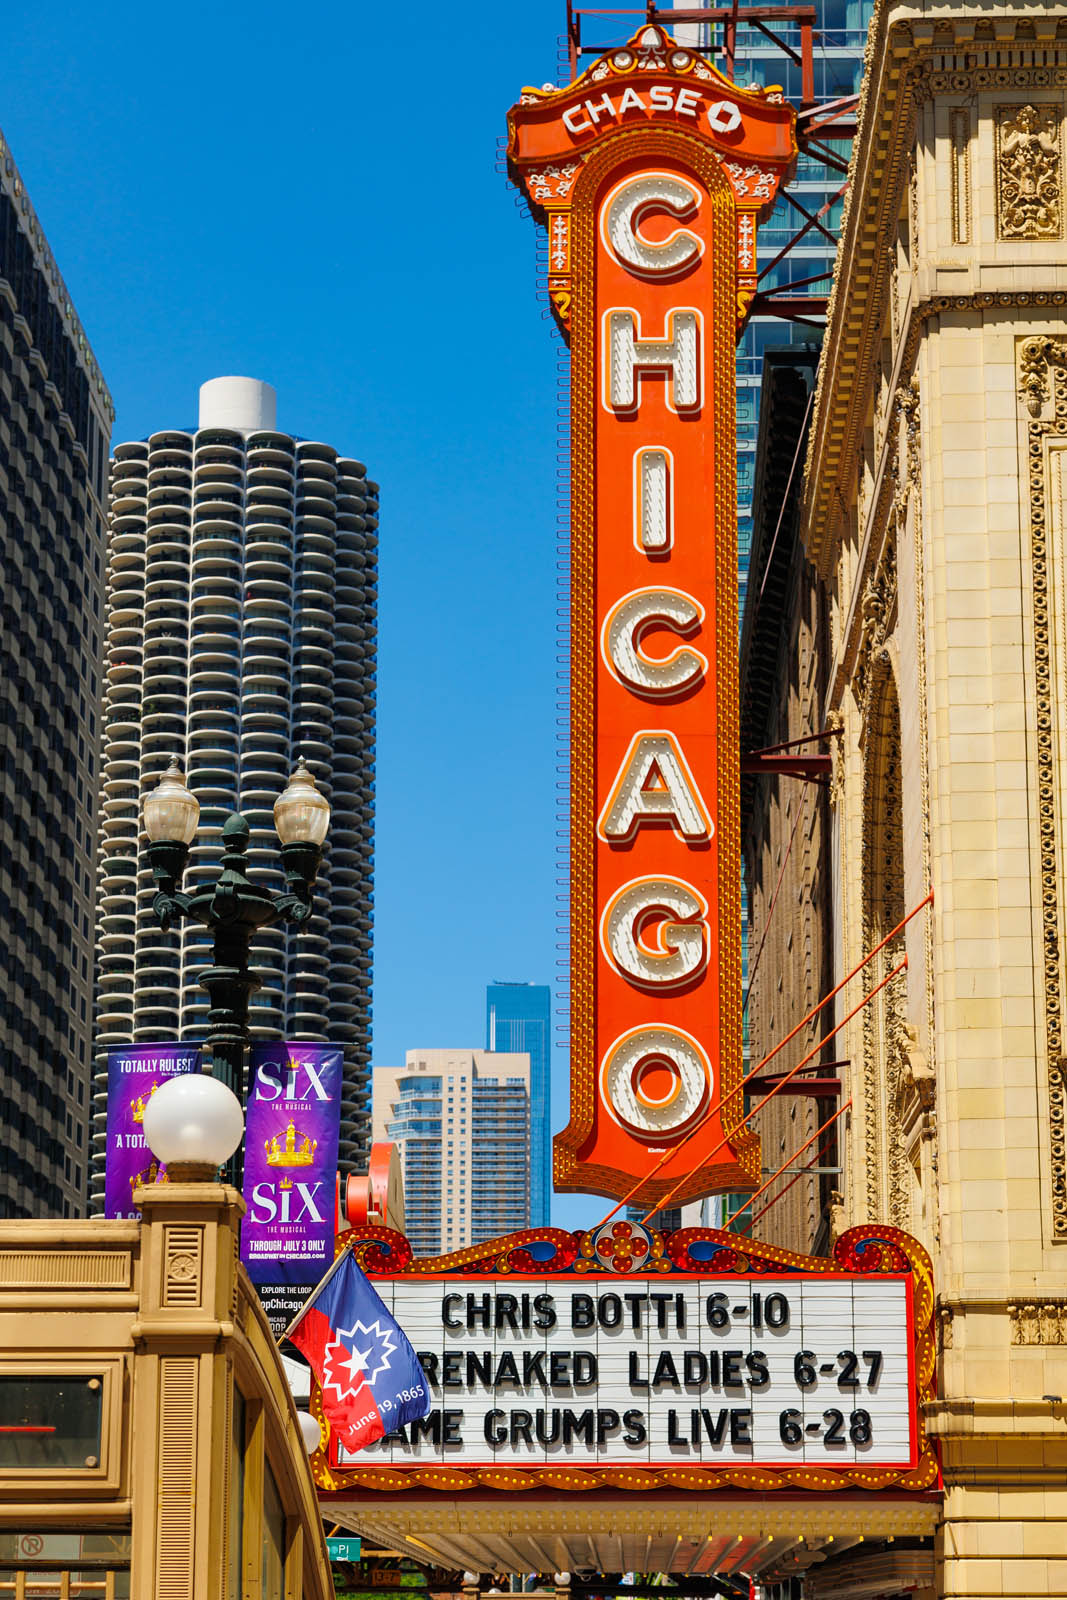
<box><xmin>372</xmin><ymin>1049</ymin><xmax>531</xmax><ymax>1256</ymax></box>
<box><xmin>0</xmin><ymin>128</ymin><xmax>112</xmax><ymax>1219</ymax></box>
<box><xmin>485</xmin><ymin>980</ymin><xmax>550</xmax><ymax>1226</ymax></box>
<box><xmin>90</xmin><ymin>377</ymin><xmax>377</xmax><ymax>1208</ymax></box>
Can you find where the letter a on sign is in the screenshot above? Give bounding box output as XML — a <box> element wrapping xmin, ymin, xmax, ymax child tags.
<box><xmin>506</xmin><ymin>27</ymin><xmax>796</xmax><ymax>1204</ymax></box>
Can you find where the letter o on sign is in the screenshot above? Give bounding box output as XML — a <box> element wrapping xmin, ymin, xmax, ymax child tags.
<box><xmin>707</xmin><ymin>100</ymin><xmax>743</xmax><ymax>135</ymax></box>
<box><xmin>600</xmin><ymin>1025</ymin><xmax>712</xmax><ymax>1142</ymax></box>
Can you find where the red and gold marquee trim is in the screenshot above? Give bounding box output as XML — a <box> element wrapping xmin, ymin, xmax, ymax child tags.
<box><xmin>307</xmin><ymin>1223</ymin><xmax>937</xmax><ymax>1497</ymax></box>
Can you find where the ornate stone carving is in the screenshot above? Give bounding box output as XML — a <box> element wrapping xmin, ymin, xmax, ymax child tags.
<box><xmin>1010</xmin><ymin>1299</ymin><xmax>1067</xmax><ymax>1344</ymax></box>
<box><xmin>854</xmin><ymin>542</ymin><xmax>897</xmax><ymax>721</ymax></box>
<box><xmin>996</xmin><ymin>104</ymin><xmax>1063</xmax><ymax>240</ymax></box>
<box><xmin>895</xmin><ymin>1023</ymin><xmax>937</xmax><ymax>1181</ymax></box>
<box><xmin>826</xmin><ymin>708</ymin><xmax>845</xmax><ymax>809</ymax></box>
<box><xmin>856</xmin><ymin>589</ymin><xmax>908</xmax><ymax>1225</ymax></box>
<box><xmin>950</xmin><ymin>107</ymin><xmax>971</xmax><ymax>245</ymax></box>
<box><xmin>1019</xmin><ymin>333</ymin><xmax>1067</xmax><ymax>416</ymax></box>
<box><xmin>1019</xmin><ymin>335</ymin><xmax>1067</xmax><ymax>1239</ymax></box>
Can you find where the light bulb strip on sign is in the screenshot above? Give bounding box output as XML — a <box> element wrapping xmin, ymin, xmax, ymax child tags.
<box><xmin>507</xmin><ymin>26</ymin><xmax>797</xmax><ymax>1207</ymax></box>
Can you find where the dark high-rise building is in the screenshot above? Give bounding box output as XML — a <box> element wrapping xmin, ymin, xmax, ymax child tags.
<box><xmin>486</xmin><ymin>981</ymin><xmax>550</xmax><ymax>1226</ymax></box>
<box><xmin>0</xmin><ymin>128</ymin><xmax>112</xmax><ymax>1217</ymax></box>
<box><xmin>90</xmin><ymin>378</ymin><xmax>377</xmax><ymax>1208</ymax></box>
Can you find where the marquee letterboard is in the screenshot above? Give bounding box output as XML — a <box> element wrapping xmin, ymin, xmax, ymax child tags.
<box><xmin>330</xmin><ymin>1272</ymin><xmax>916</xmax><ymax>1472</ymax></box>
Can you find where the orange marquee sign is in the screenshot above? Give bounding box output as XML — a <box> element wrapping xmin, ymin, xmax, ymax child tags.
<box><xmin>507</xmin><ymin>27</ymin><xmax>796</xmax><ymax>1206</ymax></box>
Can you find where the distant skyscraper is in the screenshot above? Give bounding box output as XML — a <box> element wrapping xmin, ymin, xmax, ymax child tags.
<box><xmin>90</xmin><ymin>378</ymin><xmax>377</xmax><ymax>1207</ymax></box>
<box><xmin>486</xmin><ymin>981</ymin><xmax>550</xmax><ymax>1226</ymax></box>
<box><xmin>373</xmin><ymin>1049</ymin><xmax>531</xmax><ymax>1256</ymax></box>
<box><xmin>0</xmin><ymin>128</ymin><xmax>112</xmax><ymax>1219</ymax></box>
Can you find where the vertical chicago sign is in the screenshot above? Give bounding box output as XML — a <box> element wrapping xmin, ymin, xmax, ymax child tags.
<box><xmin>507</xmin><ymin>27</ymin><xmax>796</xmax><ymax>1205</ymax></box>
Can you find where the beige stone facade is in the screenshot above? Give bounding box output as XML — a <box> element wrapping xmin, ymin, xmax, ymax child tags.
<box><xmin>0</xmin><ymin>1183</ymin><xmax>332</xmax><ymax>1599</ymax></box>
<box><xmin>741</xmin><ymin>0</ymin><xmax>1067</xmax><ymax>1593</ymax></box>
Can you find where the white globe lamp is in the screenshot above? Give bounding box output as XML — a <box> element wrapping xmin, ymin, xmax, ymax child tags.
<box><xmin>296</xmin><ymin>1411</ymin><xmax>322</xmax><ymax>1454</ymax></box>
<box><xmin>142</xmin><ymin>1072</ymin><xmax>245</xmax><ymax>1181</ymax></box>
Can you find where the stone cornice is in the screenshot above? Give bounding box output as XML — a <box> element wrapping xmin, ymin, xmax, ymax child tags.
<box><xmin>801</xmin><ymin>2</ymin><xmax>1067</xmax><ymax>576</ymax></box>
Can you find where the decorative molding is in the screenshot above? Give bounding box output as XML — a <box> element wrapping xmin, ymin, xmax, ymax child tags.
<box><xmin>0</xmin><ymin>1250</ymin><xmax>132</xmax><ymax>1289</ymax></box>
<box><xmin>1019</xmin><ymin>332</ymin><xmax>1067</xmax><ymax>416</ymax></box>
<box><xmin>918</xmin><ymin>64</ymin><xmax>1067</xmax><ymax>102</ymax></box>
<box><xmin>854</xmin><ymin>538</ymin><xmax>909</xmax><ymax>1228</ymax></box>
<box><xmin>996</xmin><ymin>103</ymin><xmax>1063</xmax><ymax>240</ymax></box>
<box><xmin>950</xmin><ymin>107</ymin><xmax>971</xmax><ymax>245</ymax></box>
<box><xmin>1019</xmin><ymin>333</ymin><xmax>1067</xmax><ymax>1240</ymax></box>
<box><xmin>894</xmin><ymin>378</ymin><xmax>939</xmax><ymax>1249</ymax></box>
<box><xmin>156</xmin><ymin>1356</ymin><xmax>198</xmax><ymax>1599</ymax></box>
<box><xmin>1010</xmin><ymin>1298</ymin><xmax>1067</xmax><ymax>1344</ymax></box>
<box><xmin>826</xmin><ymin>708</ymin><xmax>845</xmax><ymax>809</ymax></box>
<box><xmin>162</xmin><ymin>1225</ymin><xmax>203</xmax><ymax>1309</ymax></box>
<box><xmin>853</xmin><ymin>540</ymin><xmax>897</xmax><ymax>724</ymax></box>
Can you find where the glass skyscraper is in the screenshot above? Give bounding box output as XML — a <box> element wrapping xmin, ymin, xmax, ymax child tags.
<box><xmin>486</xmin><ymin>981</ymin><xmax>551</xmax><ymax>1227</ymax></box>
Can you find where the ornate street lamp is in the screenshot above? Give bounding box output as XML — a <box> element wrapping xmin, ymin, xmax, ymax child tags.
<box><xmin>143</xmin><ymin>756</ymin><xmax>331</xmax><ymax>1097</ymax></box>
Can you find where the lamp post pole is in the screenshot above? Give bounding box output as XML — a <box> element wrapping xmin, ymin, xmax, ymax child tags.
<box><xmin>143</xmin><ymin>757</ymin><xmax>331</xmax><ymax>1099</ymax></box>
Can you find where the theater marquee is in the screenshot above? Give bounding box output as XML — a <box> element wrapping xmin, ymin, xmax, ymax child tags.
<box><xmin>507</xmin><ymin>27</ymin><xmax>796</xmax><ymax>1204</ymax></box>
<box><xmin>313</xmin><ymin>1223</ymin><xmax>936</xmax><ymax>1497</ymax></box>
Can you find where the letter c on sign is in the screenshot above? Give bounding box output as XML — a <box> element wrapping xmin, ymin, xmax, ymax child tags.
<box><xmin>601</xmin><ymin>172</ymin><xmax>704</xmax><ymax>280</ymax></box>
<box><xmin>601</xmin><ymin>586</ymin><xmax>707</xmax><ymax>699</ymax></box>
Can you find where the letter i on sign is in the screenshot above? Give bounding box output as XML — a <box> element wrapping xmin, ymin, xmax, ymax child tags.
<box><xmin>506</xmin><ymin>27</ymin><xmax>796</xmax><ymax>1203</ymax></box>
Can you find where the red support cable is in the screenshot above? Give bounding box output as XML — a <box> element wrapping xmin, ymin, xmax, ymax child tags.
<box><xmin>735</xmin><ymin>1127</ymin><xmax>840</xmax><ymax>1234</ymax></box>
<box><xmin>640</xmin><ymin>957</ymin><xmax>905</xmax><ymax>1220</ymax></box>
<box><xmin>589</xmin><ymin>891</ymin><xmax>932</xmax><ymax>1232</ymax></box>
<box><xmin>721</xmin><ymin>1100</ymin><xmax>850</xmax><ymax>1228</ymax></box>
<box><xmin>745</xmin><ymin>727</ymin><xmax>842</xmax><ymax>756</ymax></box>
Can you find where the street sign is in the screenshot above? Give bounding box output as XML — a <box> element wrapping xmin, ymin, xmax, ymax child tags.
<box><xmin>328</xmin><ymin>1537</ymin><xmax>362</xmax><ymax>1562</ymax></box>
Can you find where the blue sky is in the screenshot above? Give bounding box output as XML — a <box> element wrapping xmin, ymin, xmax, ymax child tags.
<box><xmin>2</xmin><ymin>0</ymin><xmax>608</xmax><ymax>1228</ymax></box>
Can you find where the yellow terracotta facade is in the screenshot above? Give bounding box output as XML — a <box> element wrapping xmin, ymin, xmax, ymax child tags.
<box><xmin>0</xmin><ymin>1182</ymin><xmax>333</xmax><ymax>1599</ymax></box>
<box><xmin>742</xmin><ymin>0</ymin><xmax>1067</xmax><ymax>1592</ymax></box>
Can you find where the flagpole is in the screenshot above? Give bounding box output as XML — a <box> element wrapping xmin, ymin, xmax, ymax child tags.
<box><xmin>276</xmin><ymin>1240</ymin><xmax>354</xmax><ymax>1347</ymax></box>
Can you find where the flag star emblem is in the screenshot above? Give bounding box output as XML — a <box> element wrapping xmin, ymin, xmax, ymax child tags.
<box><xmin>322</xmin><ymin>1318</ymin><xmax>397</xmax><ymax>1402</ymax></box>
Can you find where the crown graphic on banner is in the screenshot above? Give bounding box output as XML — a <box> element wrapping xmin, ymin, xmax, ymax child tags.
<box><xmin>265</xmin><ymin>1121</ymin><xmax>318</xmax><ymax>1169</ymax></box>
<box><xmin>130</xmin><ymin>1082</ymin><xmax>160</xmax><ymax>1123</ymax></box>
<box><xmin>129</xmin><ymin>1160</ymin><xmax>164</xmax><ymax>1194</ymax></box>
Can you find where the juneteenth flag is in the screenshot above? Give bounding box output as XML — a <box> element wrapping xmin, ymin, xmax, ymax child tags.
<box><xmin>283</xmin><ymin>1246</ymin><xmax>431</xmax><ymax>1453</ymax></box>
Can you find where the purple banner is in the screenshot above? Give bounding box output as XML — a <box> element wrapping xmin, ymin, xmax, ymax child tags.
<box><xmin>104</xmin><ymin>1045</ymin><xmax>201</xmax><ymax>1218</ymax></box>
<box><xmin>241</xmin><ymin>1043</ymin><xmax>342</xmax><ymax>1334</ymax></box>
